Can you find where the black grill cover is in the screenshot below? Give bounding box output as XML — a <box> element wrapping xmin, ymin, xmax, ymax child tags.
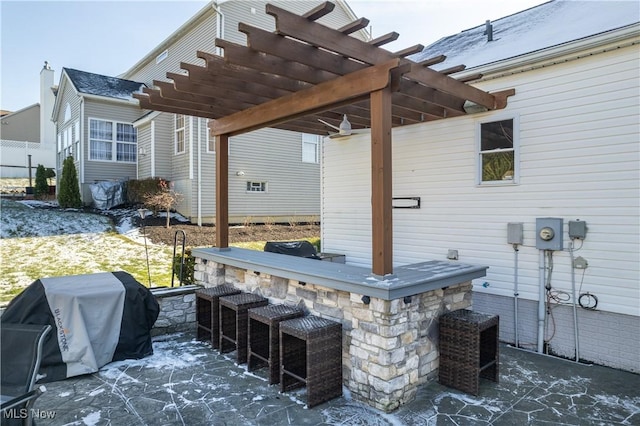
<box><xmin>0</xmin><ymin>271</ymin><xmax>159</xmax><ymax>383</ymax></box>
<box><xmin>264</xmin><ymin>241</ymin><xmax>320</xmax><ymax>260</ymax></box>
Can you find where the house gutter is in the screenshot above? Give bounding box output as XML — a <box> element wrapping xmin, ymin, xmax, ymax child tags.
<box><xmin>151</xmin><ymin>120</ymin><xmax>156</xmax><ymax>177</ymax></box>
<box><xmin>79</xmin><ymin>98</ymin><xmax>85</xmax><ymax>185</ymax></box>
<box><xmin>197</xmin><ymin>118</ymin><xmax>202</xmax><ymax>226</ymax></box>
<box><xmin>212</xmin><ymin>1</ymin><xmax>225</xmax><ymax>56</ymax></box>
<box><xmin>79</xmin><ymin>94</ymin><xmax>141</xmax><ymax>106</ymax></box>
<box><xmin>453</xmin><ymin>23</ymin><xmax>640</xmax><ymax>82</ymax></box>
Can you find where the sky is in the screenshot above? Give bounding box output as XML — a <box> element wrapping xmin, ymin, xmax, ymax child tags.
<box><xmin>1</xmin><ymin>0</ymin><xmax>546</xmax><ymax>113</ymax></box>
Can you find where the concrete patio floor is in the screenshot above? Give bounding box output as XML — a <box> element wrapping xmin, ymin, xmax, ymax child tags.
<box><xmin>33</xmin><ymin>332</ymin><xmax>639</xmax><ymax>426</ymax></box>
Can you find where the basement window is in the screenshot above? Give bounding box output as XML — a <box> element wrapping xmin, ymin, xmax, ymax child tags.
<box><xmin>246</xmin><ymin>181</ymin><xmax>267</xmax><ymax>192</ymax></box>
<box><xmin>478</xmin><ymin>117</ymin><xmax>518</xmax><ymax>184</ymax></box>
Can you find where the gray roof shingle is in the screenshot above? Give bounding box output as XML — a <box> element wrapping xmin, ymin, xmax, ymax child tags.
<box><xmin>64</xmin><ymin>68</ymin><xmax>145</xmax><ymax>101</ymax></box>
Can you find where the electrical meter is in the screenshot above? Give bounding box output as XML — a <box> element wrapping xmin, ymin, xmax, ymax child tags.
<box><xmin>536</xmin><ymin>218</ymin><xmax>563</xmax><ymax>250</ymax></box>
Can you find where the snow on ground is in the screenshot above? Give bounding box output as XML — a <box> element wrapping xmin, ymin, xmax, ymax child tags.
<box><xmin>0</xmin><ymin>199</ymin><xmax>180</xmax><ymax>302</ymax></box>
<box><xmin>0</xmin><ymin>199</ymin><xmax>112</xmax><ymax>238</ymax></box>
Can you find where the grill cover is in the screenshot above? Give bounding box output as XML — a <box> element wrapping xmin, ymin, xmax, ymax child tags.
<box><xmin>0</xmin><ymin>271</ymin><xmax>159</xmax><ymax>382</ymax></box>
<box><xmin>264</xmin><ymin>241</ymin><xmax>320</xmax><ymax>260</ymax></box>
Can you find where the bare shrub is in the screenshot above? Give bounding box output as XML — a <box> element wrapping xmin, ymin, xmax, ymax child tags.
<box><xmin>143</xmin><ymin>179</ymin><xmax>183</xmax><ymax>228</ymax></box>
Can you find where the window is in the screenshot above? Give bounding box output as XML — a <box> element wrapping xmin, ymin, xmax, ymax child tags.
<box><xmin>74</xmin><ymin>121</ymin><xmax>80</xmax><ymax>159</ymax></box>
<box><xmin>156</xmin><ymin>49</ymin><xmax>168</xmax><ymax>64</ymax></box>
<box><xmin>175</xmin><ymin>114</ymin><xmax>185</xmax><ymax>154</ymax></box>
<box><xmin>206</xmin><ymin>120</ymin><xmax>215</xmax><ymax>153</ymax></box>
<box><xmin>116</xmin><ymin>123</ymin><xmax>137</xmax><ymax>162</ymax></box>
<box><xmin>246</xmin><ymin>181</ymin><xmax>267</xmax><ymax>192</ymax></box>
<box><xmin>89</xmin><ymin>118</ymin><xmax>137</xmax><ymax>162</ymax></box>
<box><xmin>478</xmin><ymin>118</ymin><xmax>517</xmax><ymax>184</ymax></box>
<box><xmin>302</xmin><ymin>133</ymin><xmax>320</xmax><ymax>163</ymax></box>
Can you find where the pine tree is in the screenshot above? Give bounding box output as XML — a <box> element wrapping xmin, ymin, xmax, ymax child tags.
<box><xmin>57</xmin><ymin>156</ymin><xmax>82</xmax><ymax>208</ymax></box>
<box><xmin>34</xmin><ymin>164</ymin><xmax>49</xmax><ymax>199</ymax></box>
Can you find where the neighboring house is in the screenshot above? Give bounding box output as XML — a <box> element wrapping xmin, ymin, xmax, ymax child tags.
<box><xmin>50</xmin><ymin>68</ymin><xmax>145</xmax><ymax>202</ymax></box>
<box><xmin>122</xmin><ymin>0</ymin><xmax>364</xmax><ymax>224</ymax></box>
<box><xmin>321</xmin><ymin>1</ymin><xmax>639</xmax><ymax>372</ymax></box>
<box><xmin>0</xmin><ymin>63</ymin><xmax>56</xmax><ymax>178</ymax></box>
<box><xmin>51</xmin><ymin>0</ymin><xmax>364</xmax><ymax>224</ymax></box>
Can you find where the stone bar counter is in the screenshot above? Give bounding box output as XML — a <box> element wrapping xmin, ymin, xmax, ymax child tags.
<box><xmin>192</xmin><ymin>247</ymin><xmax>487</xmax><ymax>412</ymax></box>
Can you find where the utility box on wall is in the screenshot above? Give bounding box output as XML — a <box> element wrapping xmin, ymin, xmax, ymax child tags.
<box><xmin>536</xmin><ymin>217</ymin><xmax>563</xmax><ymax>250</ymax></box>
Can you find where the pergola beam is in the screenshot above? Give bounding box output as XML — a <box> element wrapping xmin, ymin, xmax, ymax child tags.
<box><xmin>134</xmin><ymin>1</ymin><xmax>515</xmax><ymax>275</ymax></box>
<box><xmin>267</xmin><ymin>4</ymin><xmax>498</xmax><ymax>109</ymax></box>
<box><xmin>210</xmin><ymin>59</ymin><xmax>405</xmax><ymax>136</ymax></box>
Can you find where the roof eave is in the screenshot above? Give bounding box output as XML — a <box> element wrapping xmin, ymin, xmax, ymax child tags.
<box><xmin>51</xmin><ymin>69</ymin><xmax>80</xmax><ymax>121</ymax></box>
<box><xmin>81</xmin><ymin>93</ymin><xmax>143</xmax><ymax>106</ymax></box>
<box><xmin>119</xmin><ymin>1</ymin><xmax>216</xmax><ymax>79</ymax></box>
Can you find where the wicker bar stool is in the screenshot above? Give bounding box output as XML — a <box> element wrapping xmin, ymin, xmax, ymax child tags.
<box><xmin>438</xmin><ymin>309</ymin><xmax>499</xmax><ymax>395</ymax></box>
<box><xmin>195</xmin><ymin>285</ymin><xmax>241</xmax><ymax>348</ymax></box>
<box><xmin>248</xmin><ymin>304</ymin><xmax>304</xmax><ymax>384</ymax></box>
<box><xmin>219</xmin><ymin>293</ymin><xmax>269</xmax><ymax>364</ymax></box>
<box><xmin>279</xmin><ymin>315</ymin><xmax>342</xmax><ymax>408</ymax></box>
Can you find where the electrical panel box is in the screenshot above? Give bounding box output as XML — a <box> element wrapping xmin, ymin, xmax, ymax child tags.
<box><xmin>507</xmin><ymin>222</ymin><xmax>524</xmax><ymax>245</ymax></box>
<box><xmin>536</xmin><ymin>217</ymin><xmax>563</xmax><ymax>250</ymax></box>
<box><xmin>569</xmin><ymin>220</ymin><xmax>587</xmax><ymax>240</ymax></box>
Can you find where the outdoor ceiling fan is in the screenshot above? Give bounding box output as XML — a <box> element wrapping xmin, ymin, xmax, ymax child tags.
<box><xmin>318</xmin><ymin>115</ymin><xmax>369</xmax><ymax>139</ymax></box>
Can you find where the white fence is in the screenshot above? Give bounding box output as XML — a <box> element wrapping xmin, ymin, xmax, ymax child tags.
<box><xmin>0</xmin><ymin>140</ymin><xmax>56</xmax><ymax>178</ymax></box>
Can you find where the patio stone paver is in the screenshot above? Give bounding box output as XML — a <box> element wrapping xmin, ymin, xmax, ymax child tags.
<box><xmin>32</xmin><ymin>332</ymin><xmax>640</xmax><ymax>425</ymax></box>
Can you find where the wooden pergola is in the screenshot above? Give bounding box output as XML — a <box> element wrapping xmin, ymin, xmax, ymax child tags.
<box><xmin>134</xmin><ymin>2</ymin><xmax>514</xmax><ymax>276</ymax></box>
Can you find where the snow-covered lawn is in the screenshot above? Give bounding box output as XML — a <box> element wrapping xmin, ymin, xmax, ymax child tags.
<box><xmin>0</xmin><ymin>199</ymin><xmax>175</xmax><ymax>303</ymax></box>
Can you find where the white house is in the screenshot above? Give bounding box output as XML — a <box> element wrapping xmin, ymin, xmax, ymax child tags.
<box><xmin>320</xmin><ymin>0</ymin><xmax>639</xmax><ymax>372</ymax></box>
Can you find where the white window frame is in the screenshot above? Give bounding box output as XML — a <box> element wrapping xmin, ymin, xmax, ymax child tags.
<box><xmin>476</xmin><ymin>115</ymin><xmax>519</xmax><ymax>186</ymax></box>
<box><xmin>175</xmin><ymin>114</ymin><xmax>185</xmax><ymax>154</ymax></box>
<box><xmin>206</xmin><ymin>119</ymin><xmax>215</xmax><ymax>153</ymax></box>
<box><xmin>88</xmin><ymin>118</ymin><xmax>137</xmax><ymax>163</ymax></box>
<box><xmin>301</xmin><ymin>133</ymin><xmax>320</xmax><ymax>163</ymax></box>
<box><xmin>246</xmin><ymin>181</ymin><xmax>267</xmax><ymax>193</ymax></box>
<box><xmin>74</xmin><ymin>121</ymin><xmax>80</xmax><ymax>159</ymax></box>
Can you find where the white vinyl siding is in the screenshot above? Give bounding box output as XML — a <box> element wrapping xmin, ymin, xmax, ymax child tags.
<box><xmin>321</xmin><ymin>44</ymin><xmax>639</xmax><ymax>317</ymax></box>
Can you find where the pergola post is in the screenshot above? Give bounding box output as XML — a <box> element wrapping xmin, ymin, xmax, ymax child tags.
<box><xmin>370</xmin><ymin>86</ymin><xmax>393</xmax><ymax>276</ymax></box>
<box><xmin>215</xmin><ymin>133</ymin><xmax>229</xmax><ymax>248</ymax></box>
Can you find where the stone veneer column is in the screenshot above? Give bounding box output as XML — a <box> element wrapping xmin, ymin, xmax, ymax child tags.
<box><xmin>348</xmin><ymin>283</ymin><xmax>472</xmax><ymax>412</ymax></box>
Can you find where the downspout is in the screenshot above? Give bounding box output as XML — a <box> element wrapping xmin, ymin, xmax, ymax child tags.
<box><xmin>537</xmin><ymin>250</ymin><xmax>546</xmax><ymax>353</ymax></box>
<box><xmin>189</xmin><ymin>116</ymin><xmax>194</xmax><ymax>181</ymax></box>
<box><xmin>212</xmin><ymin>1</ymin><xmax>225</xmax><ymax>56</ymax></box>
<box><xmin>151</xmin><ymin>120</ymin><xmax>156</xmax><ymax>177</ymax></box>
<box><xmin>513</xmin><ymin>243</ymin><xmax>520</xmax><ymax>348</ymax></box>
<box><xmin>197</xmin><ymin>118</ymin><xmax>202</xmax><ymax>226</ymax></box>
<box><xmin>79</xmin><ymin>98</ymin><xmax>85</xmax><ymax>188</ymax></box>
<box><xmin>569</xmin><ymin>240</ymin><xmax>580</xmax><ymax>362</ymax></box>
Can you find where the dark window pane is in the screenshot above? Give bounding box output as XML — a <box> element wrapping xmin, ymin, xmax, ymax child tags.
<box><xmin>481</xmin><ymin>119</ymin><xmax>513</xmax><ymax>151</ymax></box>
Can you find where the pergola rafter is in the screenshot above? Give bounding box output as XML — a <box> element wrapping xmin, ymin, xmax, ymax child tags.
<box><xmin>133</xmin><ymin>1</ymin><xmax>514</xmax><ymax>275</ymax></box>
